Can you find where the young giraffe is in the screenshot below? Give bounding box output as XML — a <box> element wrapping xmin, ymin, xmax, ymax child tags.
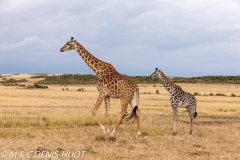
<box><xmin>60</xmin><ymin>37</ymin><xmax>141</xmax><ymax>138</ymax></box>
<box><xmin>150</xmin><ymin>68</ymin><xmax>197</xmax><ymax>135</ymax></box>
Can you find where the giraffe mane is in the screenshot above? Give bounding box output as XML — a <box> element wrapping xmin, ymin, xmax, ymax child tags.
<box><xmin>160</xmin><ymin>70</ymin><xmax>181</xmax><ymax>89</ymax></box>
<box><xmin>76</xmin><ymin>42</ymin><xmax>113</xmax><ymax>66</ymax></box>
<box><xmin>75</xmin><ymin>41</ymin><xmax>119</xmax><ymax>74</ymax></box>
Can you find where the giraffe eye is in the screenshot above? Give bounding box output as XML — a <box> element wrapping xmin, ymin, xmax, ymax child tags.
<box><xmin>67</xmin><ymin>43</ymin><xmax>70</xmax><ymax>45</ymax></box>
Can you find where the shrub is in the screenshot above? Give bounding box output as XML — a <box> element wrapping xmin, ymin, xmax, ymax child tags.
<box><xmin>30</xmin><ymin>74</ymin><xmax>49</xmax><ymax>78</ymax></box>
<box><xmin>193</xmin><ymin>92</ymin><xmax>202</xmax><ymax>96</ymax></box>
<box><xmin>26</xmin><ymin>85</ymin><xmax>34</xmax><ymax>89</ymax></box>
<box><xmin>209</xmin><ymin>93</ymin><xmax>214</xmax><ymax>96</ymax></box>
<box><xmin>77</xmin><ymin>88</ymin><xmax>85</xmax><ymax>91</ymax></box>
<box><xmin>34</xmin><ymin>84</ymin><xmax>48</xmax><ymax>89</ymax></box>
<box><xmin>3</xmin><ymin>83</ymin><xmax>18</xmax><ymax>86</ymax></box>
<box><xmin>1</xmin><ymin>78</ymin><xmax>27</xmax><ymax>83</ymax></box>
<box><xmin>215</xmin><ymin>93</ymin><xmax>226</xmax><ymax>96</ymax></box>
<box><xmin>26</xmin><ymin>84</ymin><xmax>48</xmax><ymax>89</ymax></box>
<box><xmin>156</xmin><ymin>90</ymin><xmax>159</xmax><ymax>94</ymax></box>
<box><xmin>231</xmin><ymin>93</ymin><xmax>236</xmax><ymax>97</ymax></box>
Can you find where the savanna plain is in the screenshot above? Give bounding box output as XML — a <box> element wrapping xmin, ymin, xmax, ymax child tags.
<box><xmin>0</xmin><ymin>74</ymin><xmax>240</xmax><ymax>160</ymax></box>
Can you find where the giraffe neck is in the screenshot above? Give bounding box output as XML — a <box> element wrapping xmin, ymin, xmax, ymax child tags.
<box><xmin>75</xmin><ymin>42</ymin><xmax>118</xmax><ymax>77</ymax></box>
<box><xmin>158</xmin><ymin>71</ymin><xmax>181</xmax><ymax>94</ymax></box>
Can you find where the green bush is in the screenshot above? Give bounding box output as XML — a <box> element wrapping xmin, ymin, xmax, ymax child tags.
<box><xmin>30</xmin><ymin>74</ymin><xmax>49</xmax><ymax>78</ymax></box>
<box><xmin>77</xmin><ymin>88</ymin><xmax>85</xmax><ymax>91</ymax></box>
<box><xmin>26</xmin><ymin>85</ymin><xmax>34</xmax><ymax>89</ymax></box>
<box><xmin>231</xmin><ymin>93</ymin><xmax>236</xmax><ymax>97</ymax></box>
<box><xmin>1</xmin><ymin>78</ymin><xmax>27</xmax><ymax>83</ymax></box>
<box><xmin>215</xmin><ymin>93</ymin><xmax>226</xmax><ymax>96</ymax></box>
<box><xmin>33</xmin><ymin>84</ymin><xmax>48</xmax><ymax>89</ymax></box>
<box><xmin>193</xmin><ymin>92</ymin><xmax>201</xmax><ymax>96</ymax></box>
<box><xmin>209</xmin><ymin>93</ymin><xmax>214</xmax><ymax>96</ymax></box>
<box><xmin>26</xmin><ymin>84</ymin><xmax>48</xmax><ymax>89</ymax></box>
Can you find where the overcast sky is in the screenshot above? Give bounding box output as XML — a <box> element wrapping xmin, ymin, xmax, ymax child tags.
<box><xmin>1</xmin><ymin>0</ymin><xmax>240</xmax><ymax>77</ymax></box>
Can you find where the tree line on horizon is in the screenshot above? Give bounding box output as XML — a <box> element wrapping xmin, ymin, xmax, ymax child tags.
<box><xmin>32</xmin><ymin>74</ymin><xmax>240</xmax><ymax>85</ymax></box>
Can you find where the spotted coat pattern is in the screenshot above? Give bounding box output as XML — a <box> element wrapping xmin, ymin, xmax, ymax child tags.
<box><xmin>150</xmin><ymin>68</ymin><xmax>197</xmax><ymax>135</ymax></box>
<box><xmin>60</xmin><ymin>37</ymin><xmax>141</xmax><ymax>138</ymax></box>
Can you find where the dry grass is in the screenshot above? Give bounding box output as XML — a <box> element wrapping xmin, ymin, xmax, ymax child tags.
<box><xmin>0</xmin><ymin>74</ymin><xmax>240</xmax><ymax>159</ymax></box>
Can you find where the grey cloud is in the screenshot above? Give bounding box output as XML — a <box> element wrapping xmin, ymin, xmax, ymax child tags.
<box><xmin>0</xmin><ymin>36</ymin><xmax>42</xmax><ymax>50</ymax></box>
<box><xmin>1</xmin><ymin>0</ymin><xmax>240</xmax><ymax>76</ymax></box>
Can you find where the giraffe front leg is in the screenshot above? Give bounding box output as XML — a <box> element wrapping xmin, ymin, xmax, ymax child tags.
<box><xmin>172</xmin><ymin>105</ymin><xmax>178</xmax><ymax>136</ymax></box>
<box><xmin>92</xmin><ymin>94</ymin><xmax>107</xmax><ymax>134</ymax></box>
<box><xmin>104</xmin><ymin>96</ymin><xmax>111</xmax><ymax>134</ymax></box>
<box><xmin>173</xmin><ymin>118</ymin><xmax>178</xmax><ymax>136</ymax></box>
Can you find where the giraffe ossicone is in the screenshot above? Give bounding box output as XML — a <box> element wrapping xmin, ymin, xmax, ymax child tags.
<box><xmin>150</xmin><ymin>68</ymin><xmax>197</xmax><ymax>135</ymax></box>
<box><xmin>60</xmin><ymin>37</ymin><xmax>141</xmax><ymax>138</ymax></box>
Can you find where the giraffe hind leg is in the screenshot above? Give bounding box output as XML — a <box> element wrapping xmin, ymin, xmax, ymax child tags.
<box><xmin>189</xmin><ymin>118</ymin><xmax>194</xmax><ymax>135</ymax></box>
<box><xmin>110</xmin><ymin>98</ymin><xmax>128</xmax><ymax>137</ymax></box>
<box><xmin>125</xmin><ymin>106</ymin><xmax>141</xmax><ymax>138</ymax></box>
<box><xmin>173</xmin><ymin>119</ymin><xmax>178</xmax><ymax>135</ymax></box>
<box><xmin>135</xmin><ymin>107</ymin><xmax>141</xmax><ymax>138</ymax></box>
<box><xmin>188</xmin><ymin>105</ymin><xmax>196</xmax><ymax>135</ymax></box>
<box><xmin>127</xmin><ymin>90</ymin><xmax>141</xmax><ymax>138</ymax></box>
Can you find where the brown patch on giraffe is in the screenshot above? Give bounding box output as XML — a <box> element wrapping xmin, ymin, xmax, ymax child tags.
<box><xmin>90</xmin><ymin>60</ymin><xmax>94</xmax><ymax>65</ymax></box>
<box><xmin>94</xmin><ymin>64</ymin><xmax>99</xmax><ymax>70</ymax></box>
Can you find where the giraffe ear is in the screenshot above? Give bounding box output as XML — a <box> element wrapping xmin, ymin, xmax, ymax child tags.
<box><xmin>155</xmin><ymin>68</ymin><xmax>158</xmax><ymax>71</ymax></box>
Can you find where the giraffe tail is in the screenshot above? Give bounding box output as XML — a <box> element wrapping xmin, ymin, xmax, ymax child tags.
<box><xmin>125</xmin><ymin>106</ymin><xmax>138</xmax><ymax>121</ymax></box>
<box><xmin>194</xmin><ymin>112</ymin><xmax>197</xmax><ymax>118</ymax></box>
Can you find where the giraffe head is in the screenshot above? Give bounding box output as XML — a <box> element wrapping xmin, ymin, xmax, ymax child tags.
<box><xmin>60</xmin><ymin>37</ymin><xmax>78</xmax><ymax>52</ymax></box>
<box><xmin>150</xmin><ymin>68</ymin><xmax>160</xmax><ymax>78</ymax></box>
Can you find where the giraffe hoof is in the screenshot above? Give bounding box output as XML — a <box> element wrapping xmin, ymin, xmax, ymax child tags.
<box><xmin>135</xmin><ymin>132</ymin><xmax>141</xmax><ymax>138</ymax></box>
<box><xmin>172</xmin><ymin>132</ymin><xmax>177</xmax><ymax>136</ymax></box>
<box><xmin>189</xmin><ymin>131</ymin><xmax>194</xmax><ymax>135</ymax></box>
<box><xmin>108</xmin><ymin>137</ymin><xmax>117</xmax><ymax>142</ymax></box>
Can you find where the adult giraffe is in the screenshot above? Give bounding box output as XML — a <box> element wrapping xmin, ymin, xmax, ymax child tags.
<box><xmin>150</xmin><ymin>68</ymin><xmax>197</xmax><ymax>135</ymax></box>
<box><xmin>60</xmin><ymin>37</ymin><xmax>141</xmax><ymax>138</ymax></box>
